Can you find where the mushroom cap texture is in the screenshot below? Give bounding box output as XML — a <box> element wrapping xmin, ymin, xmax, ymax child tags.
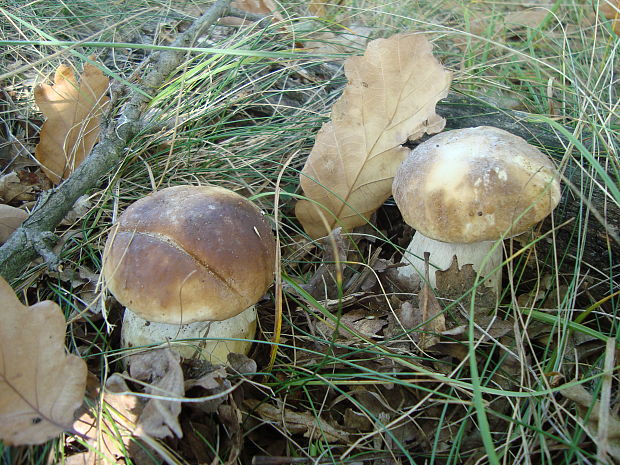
<box><xmin>103</xmin><ymin>185</ymin><xmax>276</xmax><ymax>324</ymax></box>
<box><xmin>393</xmin><ymin>126</ymin><xmax>561</xmax><ymax>243</ymax></box>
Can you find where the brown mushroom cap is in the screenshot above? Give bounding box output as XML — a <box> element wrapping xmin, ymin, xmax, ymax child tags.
<box><xmin>103</xmin><ymin>185</ymin><xmax>276</xmax><ymax>324</ymax></box>
<box><xmin>393</xmin><ymin>126</ymin><xmax>561</xmax><ymax>243</ymax></box>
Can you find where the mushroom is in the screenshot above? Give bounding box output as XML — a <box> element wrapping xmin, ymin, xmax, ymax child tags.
<box><xmin>392</xmin><ymin>126</ymin><xmax>561</xmax><ymax>293</ymax></box>
<box><xmin>102</xmin><ymin>185</ymin><xmax>276</xmax><ymax>364</ymax></box>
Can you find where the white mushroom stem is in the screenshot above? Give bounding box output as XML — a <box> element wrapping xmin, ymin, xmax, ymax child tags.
<box><xmin>397</xmin><ymin>232</ymin><xmax>503</xmax><ymax>294</ymax></box>
<box><xmin>121</xmin><ymin>306</ymin><xmax>257</xmax><ymax>365</ymax></box>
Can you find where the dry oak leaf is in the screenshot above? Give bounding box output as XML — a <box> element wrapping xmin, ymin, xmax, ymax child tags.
<box><xmin>0</xmin><ymin>277</ymin><xmax>87</xmax><ymax>445</ymax></box>
<box><xmin>435</xmin><ymin>256</ymin><xmax>497</xmax><ymax>309</ymax></box>
<box><xmin>34</xmin><ymin>62</ymin><xmax>110</xmax><ymax>185</ymax></box>
<box><xmin>129</xmin><ymin>349</ymin><xmax>184</xmax><ymax>439</ymax></box>
<box><xmin>69</xmin><ymin>374</ymin><xmax>143</xmax><ymax>465</ymax></box>
<box><xmin>0</xmin><ymin>204</ymin><xmax>28</xmax><ymax>244</ymax></box>
<box><xmin>561</xmin><ymin>383</ymin><xmax>620</xmax><ymax>462</ymax></box>
<box><xmin>600</xmin><ymin>0</ymin><xmax>620</xmax><ymax>34</ymax></box>
<box><xmin>231</xmin><ymin>0</ymin><xmax>282</xmax><ymax>18</ymax></box>
<box><xmin>295</xmin><ymin>34</ymin><xmax>452</xmax><ymax>239</ymax></box>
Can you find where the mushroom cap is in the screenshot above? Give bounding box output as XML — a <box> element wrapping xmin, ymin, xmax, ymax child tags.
<box><xmin>103</xmin><ymin>185</ymin><xmax>276</xmax><ymax>324</ymax></box>
<box><xmin>392</xmin><ymin>126</ymin><xmax>561</xmax><ymax>243</ymax></box>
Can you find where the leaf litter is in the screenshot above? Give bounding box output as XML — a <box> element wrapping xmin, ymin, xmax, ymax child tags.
<box><xmin>69</xmin><ymin>351</ymin><xmax>259</xmax><ymax>464</ymax></box>
<box><xmin>128</xmin><ymin>349</ymin><xmax>185</xmax><ymax>439</ymax></box>
<box><xmin>0</xmin><ymin>14</ymin><xmax>609</xmax><ymax>463</ymax></box>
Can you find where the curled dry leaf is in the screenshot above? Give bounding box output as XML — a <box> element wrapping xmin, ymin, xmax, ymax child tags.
<box><xmin>34</xmin><ymin>62</ymin><xmax>110</xmax><ymax>184</ymax></box>
<box><xmin>418</xmin><ymin>254</ymin><xmax>445</xmax><ymax>350</ymax></box>
<box><xmin>0</xmin><ymin>277</ymin><xmax>87</xmax><ymax>445</ymax></box>
<box><xmin>295</xmin><ymin>33</ymin><xmax>451</xmax><ymax>239</ymax></box>
<box><xmin>245</xmin><ymin>398</ymin><xmax>349</xmax><ymax>443</ymax></box>
<box><xmin>0</xmin><ymin>171</ymin><xmax>35</xmax><ymax>203</ymax></box>
<box><xmin>185</xmin><ymin>366</ymin><xmax>231</xmax><ymax>414</ymax></box>
<box><xmin>129</xmin><ymin>349</ymin><xmax>184</xmax><ymax>439</ymax></box>
<box><xmin>0</xmin><ymin>204</ymin><xmax>28</xmax><ymax>243</ymax></box>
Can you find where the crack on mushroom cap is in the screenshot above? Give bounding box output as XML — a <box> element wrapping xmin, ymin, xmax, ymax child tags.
<box><xmin>127</xmin><ymin>230</ymin><xmax>245</xmax><ymax>298</ymax></box>
<box><xmin>393</xmin><ymin>126</ymin><xmax>561</xmax><ymax>243</ymax></box>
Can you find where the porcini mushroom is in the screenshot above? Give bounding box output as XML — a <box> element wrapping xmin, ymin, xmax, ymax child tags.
<box><xmin>392</xmin><ymin>126</ymin><xmax>561</xmax><ymax>293</ymax></box>
<box><xmin>102</xmin><ymin>185</ymin><xmax>276</xmax><ymax>364</ymax></box>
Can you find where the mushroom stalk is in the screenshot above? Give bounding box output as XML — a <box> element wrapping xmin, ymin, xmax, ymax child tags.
<box><xmin>397</xmin><ymin>231</ymin><xmax>502</xmax><ymax>293</ymax></box>
<box><xmin>121</xmin><ymin>306</ymin><xmax>257</xmax><ymax>364</ymax></box>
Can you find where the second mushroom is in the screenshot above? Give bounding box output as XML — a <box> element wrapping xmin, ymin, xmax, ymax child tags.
<box><xmin>392</xmin><ymin>126</ymin><xmax>561</xmax><ymax>294</ymax></box>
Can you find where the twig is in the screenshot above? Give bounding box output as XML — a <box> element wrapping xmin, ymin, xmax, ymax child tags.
<box><xmin>0</xmin><ymin>0</ymin><xmax>233</xmax><ymax>281</ymax></box>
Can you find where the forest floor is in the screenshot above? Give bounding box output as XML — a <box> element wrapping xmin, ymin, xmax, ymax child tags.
<box><xmin>1</xmin><ymin>1</ymin><xmax>619</xmax><ymax>464</ymax></box>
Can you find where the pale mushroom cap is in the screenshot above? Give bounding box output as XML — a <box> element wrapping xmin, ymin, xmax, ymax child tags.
<box><xmin>103</xmin><ymin>185</ymin><xmax>276</xmax><ymax>324</ymax></box>
<box><xmin>393</xmin><ymin>126</ymin><xmax>561</xmax><ymax>243</ymax></box>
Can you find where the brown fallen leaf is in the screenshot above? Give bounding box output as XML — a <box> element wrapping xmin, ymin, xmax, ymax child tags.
<box><xmin>34</xmin><ymin>62</ymin><xmax>110</xmax><ymax>184</ymax></box>
<box><xmin>418</xmin><ymin>253</ymin><xmax>446</xmax><ymax>350</ymax></box>
<box><xmin>227</xmin><ymin>351</ymin><xmax>258</xmax><ymax>375</ymax></box>
<box><xmin>308</xmin><ymin>0</ymin><xmax>327</xmax><ymax>17</ymax></box>
<box><xmin>0</xmin><ymin>204</ymin><xmax>28</xmax><ymax>243</ymax></box>
<box><xmin>129</xmin><ymin>349</ymin><xmax>184</xmax><ymax>439</ymax></box>
<box><xmin>245</xmin><ymin>398</ymin><xmax>349</xmax><ymax>443</ymax></box>
<box><xmin>561</xmin><ymin>383</ymin><xmax>620</xmax><ymax>462</ymax></box>
<box><xmin>317</xmin><ymin>308</ymin><xmax>387</xmax><ymax>340</ymax></box>
<box><xmin>299</xmin><ymin>227</ymin><xmax>350</xmax><ymax>300</ymax></box>
<box><xmin>600</xmin><ymin>0</ymin><xmax>620</xmax><ymax>34</ymax></box>
<box><xmin>435</xmin><ymin>256</ymin><xmax>497</xmax><ymax>310</ymax></box>
<box><xmin>295</xmin><ymin>34</ymin><xmax>451</xmax><ymax>239</ymax></box>
<box><xmin>230</xmin><ymin>0</ymin><xmax>283</xmax><ymax>20</ymax></box>
<box><xmin>505</xmin><ymin>8</ymin><xmax>549</xmax><ymax>31</ymax></box>
<box><xmin>0</xmin><ymin>276</ymin><xmax>87</xmax><ymax>445</ymax></box>
<box><xmin>69</xmin><ymin>374</ymin><xmax>144</xmax><ymax>465</ymax></box>
<box><xmin>184</xmin><ymin>365</ymin><xmax>231</xmax><ymax>414</ymax></box>
<box><xmin>0</xmin><ymin>171</ymin><xmax>34</xmax><ymax>203</ymax></box>
<box><xmin>303</xmin><ymin>25</ymin><xmax>372</xmax><ymax>58</ymax></box>
<box><xmin>347</xmin><ymin>388</ymin><xmax>420</xmax><ymax>446</ymax></box>
<box><xmin>218</xmin><ymin>404</ymin><xmax>243</xmax><ymax>464</ymax></box>
<box><xmin>343</xmin><ymin>407</ymin><xmax>373</xmax><ymax>432</ymax></box>
<box><xmin>60</xmin><ymin>194</ymin><xmax>92</xmax><ymax>225</ymax></box>
<box><xmin>340</xmin><ymin>309</ymin><xmax>387</xmax><ymax>338</ymax></box>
